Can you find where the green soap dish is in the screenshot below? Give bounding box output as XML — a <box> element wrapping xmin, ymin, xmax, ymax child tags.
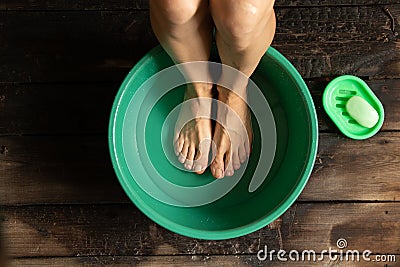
<box><xmin>323</xmin><ymin>75</ymin><xmax>384</xmax><ymax>140</ymax></box>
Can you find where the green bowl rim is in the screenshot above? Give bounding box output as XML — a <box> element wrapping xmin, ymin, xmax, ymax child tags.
<box><xmin>322</xmin><ymin>75</ymin><xmax>385</xmax><ymax>140</ymax></box>
<box><xmin>108</xmin><ymin>45</ymin><xmax>318</xmax><ymax>240</ymax></box>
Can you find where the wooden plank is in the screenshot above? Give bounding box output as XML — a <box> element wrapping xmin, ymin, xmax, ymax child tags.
<box><xmin>0</xmin><ymin>223</ymin><xmax>5</xmax><ymax>267</ymax></box>
<box><xmin>0</xmin><ymin>136</ymin><xmax>129</xmax><ymax>205</ymax></box>
<box><xmin>300</xmin><ymin>132</ymin><xmax>400</xmax><ymax>201</ymax></box>
<box><xmin>0</xmin><ymin>5</ymin><xmax>398</xmax><ymax>82</ymax></box>
<box><xmin>0</xmin><ymin>133</ymin><xmax>399</xmax><ymax>205</ymax></box>
<box><xmin>276</xmin><ymin>0</ymin><xmax>400</xmax><ymax>6</ymax></box>
<box><xmin>0</xmin><ymin>79</ymin><xmax>398</xmax><ymax>135</ymax></box>
<box><xmin>9</xmin><ymin>255</ymin><xmax>399</xmax><ymax>267</ymax></box>
<box><xmin>2</xmin><ymin>203</ymin><xmax>399</xmax><ymax>257</ymax></box>
<box><xmin>0</xmin><ymin>0</ymin><xmax>149</xmax><ymax>11</ymax></box>
<box><xmin>1</xmin><ymin>0</ymin><xmax>398</xmax><ymax>11</ymax></box>
<box><xmin>273</xmin><ymin>5</ymin><xmax>400</xmax><ymax>79</ymax></box>
<box><xmin>0</xmin><ymin>83</ymin><xmax>117</xmax><ymax>135</ymax></box>
<box><xmin>0</xmin><ymin>11</ymin><xmax>156</xmax><ymax>83</ymax></box>
<box><xmin>0</xmin><ymin>0</ymin><xmax>148</xmax><ymax>11</ymax></box>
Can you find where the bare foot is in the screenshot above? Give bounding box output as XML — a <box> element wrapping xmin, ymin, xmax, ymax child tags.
<box><xmin>210</xmin><ymin>86</ymin><xmax>253</xmax><ymax>178</ymax></box>
<box><xmin>174</xmin><ymin>83</ymin><xmax>213</xmax><ymax>174</ymax></box>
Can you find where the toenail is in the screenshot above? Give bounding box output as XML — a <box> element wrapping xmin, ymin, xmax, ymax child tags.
<box><xmin>226</xmin><ymin>171</ymin><xmax>233</xmax><ymax>176</ymax></box>
<box><xmin>215</xmin><ymin>169</ymin><xmax>223</xmax><ymax>178</ymax></box>
<box><xmin>194</xmin><ymin>165</ymin><xmax>202</xmax><ymax>172</ymax></box>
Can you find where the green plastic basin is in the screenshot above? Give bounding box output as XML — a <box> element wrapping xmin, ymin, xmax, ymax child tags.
<box><xmin>109</xmin><ymin>45</ymin><xmax>318</xmax><ymax>240</ymax></box>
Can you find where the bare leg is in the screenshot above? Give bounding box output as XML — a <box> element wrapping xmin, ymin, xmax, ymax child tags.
<box><xmin>210</xmin><ymin>0</ymin><xmax>276</xmax><ymax>178</ymax></box>
<box><xmin>150</xmin><ymin>0</ymin><xmax>213</xmax><ymax>173</ymax></box>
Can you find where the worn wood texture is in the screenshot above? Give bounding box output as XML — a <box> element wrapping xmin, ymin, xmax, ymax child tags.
<box><xmin>9</xmin><ymin>255</ymin><xmax>399</xmax><ymax>267</ymax></box>
<box><xmin>0</xmin><ymin>0</ymin><xmax>149</xmax><ymax>11</ymax></box>
<box><xmin>0</xmin><ymin>11</ymin><xmax>155</xmax><ymax>83</ymax></box>
<box><xmin>300</xmin><ymin>132</ymin><xmax>400</xmax><ymax>201</ymax></box>
<box><xmin>0</xmin><ymin>136</ymin><xmax>128</xmax><ymax>205</ymax></box>
<box><xmin>274</xmin><ymin>5</ymin><xmax>400</xmax><ymax>79</ymax></box>
<box><xmin>0</xmin><ymin>5</ymin><xmax>398</xmax><ymax>83</ymax></box>
<box><xmin>1</xmin><ymin>0</ymin><xmax>398</xmax><ymax>11</ymax></box>
<box><xmin>2</xmin><ymin>203</ymin><xmax>399</xmax><ymax>257</ymax></box>
<box><xmin>0</xmin><ymin>79</ymin><xmax>398</xmax><ymax>135</ymax></box>
<box><xmin>1</xmin><ymin>133</ymin><xmax>399</xmax><ymax>205</ymax></box>
<box><xmin>0</xmin><ymin>83</ymin><xmax>117</xmax><ymax>135</ymax></box>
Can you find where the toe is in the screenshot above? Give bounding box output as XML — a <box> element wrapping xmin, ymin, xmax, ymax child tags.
<box><xmin>213</xmin><ymin>168</ymin><xmax>224</xmax><ymax>179</ymax></box>
<box><xmin>174</xmin><ymin>131</ymin><xmax>180</xmax><ymax>143</ymax></box>
<box><xmin>184</xmin><ymin>146</ymin><xmax>195</xmax><ymax>170</ymax></box>
<box><xmin>225</xmin><ymin>154</ymin><xmax>234</xmax><ymax>177</ymax></box>
<box><xmin>178</xmin><ymin>143</ymin><xmax>189</xmax><ymax>163</ymax></box>
<box><xmin>175</xmin><ymin>137</ymin><xmax>184</xmax><ymax>156</ymax></box>
<box><xmin>232</xmin><ymin>151</ymin><xmax>241</xmax><ymax>170</ymax></box>
<box><xmin>193</xmin><ymin>163</ymin><xmax>204</xmax><ymax>173</ymax></box>
<box><xmin>244</xmin><ymin>138</ymin><xmax>251</xmax><ymax>156</ymax></box>
<box><xmin>194</xmin><ymin>140</ymin><xmax>210</xmax><ymax>174</ymax></box>
<box><xmin>184</xmin><ymin>160</ymin><xmax>193</xmax><ymax>170</ymax></box>
<box><xmin>211</xmin><ymin>152</ymin><xmax>225</xmax><ymax>179</ymax></box>
<box><xmin>238</xmin><ymin>145</ymin><xmax>247</xmax><ymax>163</ymax></box>
<box><xmin>244</xmin><ymin>128</ymin><xmax>252</xmax><ymax>156</ymax></box>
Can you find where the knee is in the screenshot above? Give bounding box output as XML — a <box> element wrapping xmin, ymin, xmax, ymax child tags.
<box><xmin>213</xmin><ymin>1</ymin><xmax>275</xmax><ymax>49</ymax></box>
<box><xmin>151</xmin><ymin>0</ymin><xmax>200</xmax><ymax>25</ymax></box>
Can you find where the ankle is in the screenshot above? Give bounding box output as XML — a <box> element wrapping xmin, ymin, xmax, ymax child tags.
<box><xmin>187</xmin><ymin>83</ymin><xmax>213</xmax><ymax>97</ymax></box>
<box><xmin>216</xmin><ymin>85</ymin><xmax>247</xmax><ymax>103</ymax></box>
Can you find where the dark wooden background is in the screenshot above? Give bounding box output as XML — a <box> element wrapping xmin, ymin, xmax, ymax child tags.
<box><xmin>0</xmin><ymin>0</ymin><xmax>399</xmax><ymax>266</ymax></box>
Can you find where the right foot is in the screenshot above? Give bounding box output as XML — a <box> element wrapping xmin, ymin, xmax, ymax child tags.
<box><xmin>174</xmin><ymin>83</ymin><xmax>213</xmax><ymax>174</ymax></box>
<box><xmin>210</xmin><ymin>85</ymin><xmax>253</xmax><ymax>178</ymax></box>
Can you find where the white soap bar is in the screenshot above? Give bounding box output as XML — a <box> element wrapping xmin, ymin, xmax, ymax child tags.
<box><xmin>346</xmin><ymin>96</ymin><xmax>379</xmax><ymax>128</ymax></box>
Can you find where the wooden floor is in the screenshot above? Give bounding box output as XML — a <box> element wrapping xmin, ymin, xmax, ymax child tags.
<box><xmin>1</xmin><ymin>0</ymin><xmax>399</xmax><ymax>266</ymax></box>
